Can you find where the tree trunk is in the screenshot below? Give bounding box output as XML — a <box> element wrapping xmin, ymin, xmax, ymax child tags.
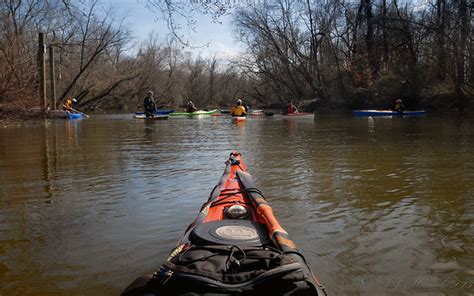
<box><xmin>454</xmin><ymin>0</ymin><xmax>469</xmax><ymax>111</ymax></box>
<box><xmin>435</xmin><ymin>0</ymin><xmax>447</xmax><ymax>80</ymax></box>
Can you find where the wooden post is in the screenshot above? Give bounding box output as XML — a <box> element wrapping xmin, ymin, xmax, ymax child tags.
<box><xmin>49</xmin><ymin>46</ymin><xmax>57</xmax><ymax>109</ymax></box>
<box><xmin>38</xmin><ymin>32</ymin><xmax>47</xmax><ymax>109</ymax></box>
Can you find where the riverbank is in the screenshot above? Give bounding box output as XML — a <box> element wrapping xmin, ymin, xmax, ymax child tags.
<box><xmin>0</xmin><ymin>106</ymin><xmax>78</xmax><ymax>128</ymax></box>
<box><xmin>0</xmin><ymin>105</ymin><xmax>44</xmax><ymax>128</ymax></box>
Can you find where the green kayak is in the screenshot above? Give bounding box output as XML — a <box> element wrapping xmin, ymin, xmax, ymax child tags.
<box><xmin>169</xmin><ymin>109</ymin><xmax>220</xmax><ymax>116</ymax></box>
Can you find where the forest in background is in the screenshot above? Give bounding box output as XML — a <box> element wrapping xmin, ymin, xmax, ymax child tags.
<box><xmin>0</xmin><ymin>0</ymin><xmax>473</xmax><ymax>115</ymax></box>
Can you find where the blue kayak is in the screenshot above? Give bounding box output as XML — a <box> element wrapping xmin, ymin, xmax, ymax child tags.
<box><xmin>135</xmin><ymin>109</ymin><xmax>174</xmax><ymax>116</ymax></box>
<box><xmin>353</xmin><ymin>110</ymin><xmax>427</xmax><ymax>117</ymax></box>
<box><xmin>67</xmin><ymin>112</ymin><xmax>83</xmax><ymax>119</ymax></box>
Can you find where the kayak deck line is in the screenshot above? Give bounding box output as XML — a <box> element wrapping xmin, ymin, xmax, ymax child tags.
<box><xmin>121</xmin><ymin>152</ymin><xmax>327</xmax><ymax>296</ymax></box>
<box><xmin>134</xmin><ymin>109</ymin><xmax>175</xmax><ymax>116</ymax></box>
<box><xmin>231</xmin><ymin>116</ymin><xmax>247</xmax><ymax>123</ymax></box>
<box><xmin>133</xmin><ymin>114</ymin><xmax>169</xmax><ymax>120</ymax></box>
<box><xmin>248</xmin><ymin>109</ymin><xmax>264</xmax><ymax>116</ymax></box>
<box><xmin>169</xmin><ymin>109</ymin><xmax>220</xmax><ymax>116</ymax></box>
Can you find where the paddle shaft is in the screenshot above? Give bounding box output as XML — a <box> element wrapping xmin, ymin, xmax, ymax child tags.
<box><xmin>63</xmin><ymin>105</ymin><xmax>89</xmax><ymax>118</ymax></box>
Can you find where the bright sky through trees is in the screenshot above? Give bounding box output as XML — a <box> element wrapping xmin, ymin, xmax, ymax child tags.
<box><xmin>113</xmin><ymin>0</ymin><xmax>242</xmax><ymax>60</ymax></box>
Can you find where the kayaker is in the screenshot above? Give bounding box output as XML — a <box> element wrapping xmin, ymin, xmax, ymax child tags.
<box><xmin>186</xmin><ymin>101</ymin><xmax>197</xmax><ymax>113</ymax></box>
<box><xmin>243</xmin><ymin>101</ymin><xmax>249</xmax><ymax>113</ymax></box>
<box><xmin>230</xmin><ymin>99</ymin><xmax>247</xmax><ymax>117</ymax></box>
<box><xmin>394</xmin><ymin>99</ymin><xmax>405</xmax><ymax>113</ymax></box>
<box><xmin>286</xmin><ymin>100</ymin><xmax>298</xmax><ymax>114</ymax></box>
<box><xmin>143</xmin><ymin>91</ymin><xmax>156</xmax><ymax>118</ymax></box>
<box><xmin>63</xmin><ymin>98</ymin><xmax>77</xmax><ymax>112</ymax></box>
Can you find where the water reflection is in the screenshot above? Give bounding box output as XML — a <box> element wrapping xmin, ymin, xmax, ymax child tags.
<box><xmin>0</xmin><ymin>114</ymin><xmax>473</xmax><ymax>295</ymax></box>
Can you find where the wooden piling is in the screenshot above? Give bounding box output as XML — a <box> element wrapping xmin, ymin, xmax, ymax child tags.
<box><xmin>38</xmin><ymin>32</ymin><xmax>47</xmax><ymax>109</ymax></box>
<box><xmin>49</xmin><ymin>46</ymin><xmax>57</xmax><ymax>109</ymax></box>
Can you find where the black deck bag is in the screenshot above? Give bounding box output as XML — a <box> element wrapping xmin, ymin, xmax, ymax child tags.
<box><xmin>122</xmin><ymin>245</ymin><xmax>324</xmax><ymax>295</ymax></box>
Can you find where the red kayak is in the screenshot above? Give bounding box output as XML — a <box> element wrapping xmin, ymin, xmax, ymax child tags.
<box><xmin>122</xmin><ymin>152</ymin><xmax>327</xmax><ymax>295</ymax></box>
<box><xmin>231</xmin><ymin>116</ymin><xmax>247</xmax><ymax>123</ymax></box>
<box><xmin>284</xmin><ymin>112</ymin><xmax>314</xmax><ymax>117</ymax></box>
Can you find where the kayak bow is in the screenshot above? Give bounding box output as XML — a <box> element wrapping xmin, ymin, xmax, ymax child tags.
<box><xmin>122</xmin><ymin>152</ymin><xmax>326</xmax><ymax>296</ymax></box>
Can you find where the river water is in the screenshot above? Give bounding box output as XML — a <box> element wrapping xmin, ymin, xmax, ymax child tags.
<box><xmin>0</xmin><ymin>113</ymin><xmax>473</xmax><ymax>295</ymax></box>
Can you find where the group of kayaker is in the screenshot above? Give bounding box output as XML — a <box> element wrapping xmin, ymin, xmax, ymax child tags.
<box><xmin>142</xmin><ymin>89</ymin><xmax>304</xmax><ymax>118</ymax></box>
<box><xmin>229</xmin><ymin>99</ymin><xmax>300</xmax><ymax>116</ymax></box>
<box><xmin>144</xmin><ymin>91</ymin><xmax>199</xmax><ymax>117</ymax></box>
<box><xmin>143</xmin><ymin>90</ymin><xmax>212</xmax><ymax>117</ymax></box>
<box><xmin>141</xmin><ymin>88</ymin><xmax>405</xmax><ymax>118</ymax></box>
<box><xmin>63</xmin><ymin>90</ymin><xmax>406</xmax><ymax>120</ymax></box>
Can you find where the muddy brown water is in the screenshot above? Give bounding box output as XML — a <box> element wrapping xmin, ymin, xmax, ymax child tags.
<box><xmin>1</xmin><ymin>113</ymin><xmax>473</xmax><ymax>295</ymax></box>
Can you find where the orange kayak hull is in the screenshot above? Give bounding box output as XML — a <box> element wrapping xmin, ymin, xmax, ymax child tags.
<box><xmin>122</xmin><ymin>152</ymin><xmax>327</xmax><ymax>296</ymax></box>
